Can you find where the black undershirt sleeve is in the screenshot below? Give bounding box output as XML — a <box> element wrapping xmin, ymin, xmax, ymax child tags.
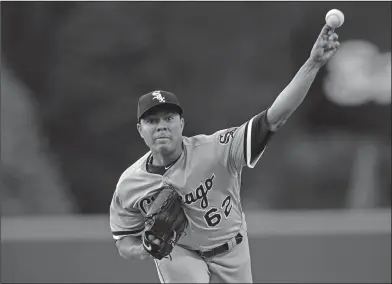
<box><xmin>244</xmin><ymin>110</ymin><xmax>274</xmax><ymax>166</ymax></box>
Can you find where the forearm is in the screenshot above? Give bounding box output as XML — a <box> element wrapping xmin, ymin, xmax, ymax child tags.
<box><xmin>267</xmin><ymin>59</ymin><xmax>321</xmax><ymax>130</ymax></box>
<box><xmin>116</xmin><ymin>235</ymin><xmax>143</xmax><ymax>259</ymax></box>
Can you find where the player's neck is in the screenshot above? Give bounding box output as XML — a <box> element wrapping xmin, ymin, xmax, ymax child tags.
<box><xmin>151</xmin><ymin>144</ymin><xmax>183</xmax><ymax>167</ymax></box>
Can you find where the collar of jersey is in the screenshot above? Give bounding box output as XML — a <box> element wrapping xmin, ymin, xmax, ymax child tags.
<box><xmin>145</xmin><ymin>143</ymin><xmax>184</xmax><ymax>175</ymax></box>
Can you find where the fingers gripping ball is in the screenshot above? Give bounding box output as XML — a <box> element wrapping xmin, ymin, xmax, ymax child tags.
<box><xmin>325</xmin><ymin>9</ymin><xmax>345</xmax><ymax>29</ymax></box>
<box><xmin>142</xmin><ymin>185</ymin><xmax>188</xmax><ymax>260</ymax></box>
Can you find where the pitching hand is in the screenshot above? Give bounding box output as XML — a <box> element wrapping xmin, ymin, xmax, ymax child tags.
<box><xmin>309</xmin><ymin>24</ymin><xmax>340</xmax><ymax>68</ymax></box>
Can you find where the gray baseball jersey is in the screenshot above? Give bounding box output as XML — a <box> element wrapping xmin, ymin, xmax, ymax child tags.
<box><xmin>110</xmin><ymin>110</ymin><xmax>272</xmax><ymax>251</ymax></box>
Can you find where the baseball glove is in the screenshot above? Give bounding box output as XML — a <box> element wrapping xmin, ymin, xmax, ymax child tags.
<box><xmin>142</xmin><ymin>185</ymin><xmax>188</xmax><ymax>260</ymax></box>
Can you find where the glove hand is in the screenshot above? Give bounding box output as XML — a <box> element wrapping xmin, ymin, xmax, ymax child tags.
<box><xmin>142</xmin><ymin>185</ymin><xmax>188</xmax><ymax>260</ymax></box>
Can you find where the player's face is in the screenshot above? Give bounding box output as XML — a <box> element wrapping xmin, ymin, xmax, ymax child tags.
<box><xmin>137</xmin><ymin>111</ymin><xmax>184</xmax><ymax>155</ymax></box>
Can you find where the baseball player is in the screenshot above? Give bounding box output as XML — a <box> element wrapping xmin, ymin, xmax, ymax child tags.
<box><xmin>110</xmin><ymin>24</ymin><xmax>340</xmax><ymax>283</ymax></box>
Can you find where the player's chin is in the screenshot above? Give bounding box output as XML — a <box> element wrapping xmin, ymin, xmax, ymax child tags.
<box><xmin>154</xmin><ymin>142</ymin><xmax>174</xmax><ymax>153</ymax></box>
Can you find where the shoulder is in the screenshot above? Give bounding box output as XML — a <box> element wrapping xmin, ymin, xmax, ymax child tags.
<box><xmin>115</xmin><ymin>151</ymin><xmax>150</xmax><ymax>197</ymax></box>
<box><xmin>183</xmin><ymin>126</ymin><xmax>240</xmax><ymax>147</ymax></box>
<box><xmin>183</xmin><ymin>134</ymin><xmax>214</xmax><ymax>147</ymax></box>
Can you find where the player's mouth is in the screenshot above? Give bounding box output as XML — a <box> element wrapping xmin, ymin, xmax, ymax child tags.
<box><xmin>155</xmin><ymin>137</ymin><xmax>171</xmax><ymax>141</ymax></box>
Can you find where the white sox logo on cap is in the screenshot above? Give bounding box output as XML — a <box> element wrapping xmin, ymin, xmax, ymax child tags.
<box><xmin>152</xmin><ymin>91</ymin><xmax>165</xmax><ymax>103</ymax></box>
<box><xmin>137</xmin><ymin>90</ymin><xmax>183</xmax><ymax>120</ymax></box>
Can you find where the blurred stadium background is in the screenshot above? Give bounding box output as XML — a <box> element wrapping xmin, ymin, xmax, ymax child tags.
<box><xmin>1</xmin><ymin>1</ymin><xmax>391</xmax><ymax>283</ymax></box>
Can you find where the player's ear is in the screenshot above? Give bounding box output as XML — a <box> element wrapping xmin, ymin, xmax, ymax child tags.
<box><xmin>137</xmin><ymin>123</ymin><xmax>144</xmax><ymax>139</ymax></box>
<box><xmin>180</xmin><ymin>117</ymin><xmax>185</xmax><ymax>133</ymax></box>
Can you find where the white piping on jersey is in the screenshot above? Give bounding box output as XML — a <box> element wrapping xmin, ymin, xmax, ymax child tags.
<box><xmin>112</xmin><ymin>229</ymin><xmax>143</xmax><ymax>240</ymax></box>
<box><xmin>113</xmin><ymin>235</ymin><xmax>124</xmax><ymax>240</ymax></box>
<box><xmin>112</xmin><ymin>223</ymin><xmax>145</xmax><ymax>240</ymax></box>
<box><xmin>246</xmin><ymin>115</ymin><xmax>267</xmax><ymax>168</ymax></box>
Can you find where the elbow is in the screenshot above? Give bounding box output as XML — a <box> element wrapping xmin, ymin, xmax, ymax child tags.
<box><xmin>117</xmin><ymin>246</ymin><xmax>127</xmax><ymax>259</ymax></box>
<box><xmin>269</xmin><ymin>119</ymin><xmax>287</xmax><ymax>131</ymax></box>
<box><xmin>266</xmin><ymin>108</ymin><xmax>290</xmax><ymax>132</ymax></box>
<box><xmin>267</xmin><ymin>113</ymin><xmax>288</xmax><ymax>131</ymax></box>
<box><xmin>115</xmin><ymin>240</ymin><xmax>129</xmax><ymax>259</ymax></box>
<box><xmin>118</xmin><ymin>250</ymin><xmax>128</xmax><ymax>259</ymax></box>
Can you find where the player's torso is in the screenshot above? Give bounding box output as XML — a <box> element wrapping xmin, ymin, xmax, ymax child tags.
<box><xmin>128</xmin><ymin>138</ymin><xmax>243</xmax><ymax>251</ymax></box>
<box><xmin>170</xmin><ymin>143</ymin><xmax>244</xmax><ymax>250</ymax></box>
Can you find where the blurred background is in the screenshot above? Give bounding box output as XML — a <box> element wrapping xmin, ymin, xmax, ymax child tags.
<box><xmin>1</xmin><ymin>1</ymin><xmax>391</xmax><ymax>283</ymax></box>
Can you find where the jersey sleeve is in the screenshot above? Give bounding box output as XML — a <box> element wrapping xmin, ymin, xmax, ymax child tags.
<box><xmin>109</xmin><ymin>190</ymin><xmax>145</xmax><ymax>240</ymax></box>
<box><xmin>214</xmin><ymin>110</ymin><xmax>274</xmax><ymax>174</ymax></box>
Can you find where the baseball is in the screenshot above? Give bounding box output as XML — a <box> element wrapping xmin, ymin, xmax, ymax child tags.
<box><xmin>325</xmin><ymin>9</ymin><xmax>345</xmax><ymax>28</ymax></box>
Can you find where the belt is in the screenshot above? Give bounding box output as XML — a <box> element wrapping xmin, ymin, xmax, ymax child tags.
<box><xmin>193</xmin><ymin>233</ymin><xmax>243</xmax><ymax>258</ymax></box>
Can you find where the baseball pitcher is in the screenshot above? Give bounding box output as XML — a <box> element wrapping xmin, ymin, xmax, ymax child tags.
<box><xmin>110</xmin><ymin>24</ymin><xmax>340</xmax><ymax>283</ymax></box>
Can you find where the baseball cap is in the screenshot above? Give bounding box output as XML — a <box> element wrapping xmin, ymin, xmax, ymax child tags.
<box><xmin>137</xmin><ymin>90</ymin><xmax>183</xmax><ymax>120</ymax></box>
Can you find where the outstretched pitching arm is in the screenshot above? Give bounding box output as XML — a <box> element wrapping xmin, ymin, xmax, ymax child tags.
<box><xmin>266</xmin><ymin>24</ymin><xmax>340</xmax><ymax>131</ymax></box>
<box><xmin>233</xmin><ymin>24</ymin><xmax>341</xmax><ymax>168</ymax></box>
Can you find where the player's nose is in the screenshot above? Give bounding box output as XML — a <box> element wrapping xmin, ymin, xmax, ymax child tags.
<box><xmin>156</xmin><ymin>126</ymin><xmax>168</xmax><ymax>132</ymax></box>
<box><xmin>156</xmin><ymin>119</ymin><xmax>169</xmax><ymax>131</ymax></box>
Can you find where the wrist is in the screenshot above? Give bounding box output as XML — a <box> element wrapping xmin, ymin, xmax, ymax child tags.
<box><xmin>296</xmin><ymin>59</ymin><xmax>322</xmax><ymax>79</ymax></box>
<box><xmin>305</xmin><ymin>58</ymin><xmax>323</xmax><ymax>70</ymax></box>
